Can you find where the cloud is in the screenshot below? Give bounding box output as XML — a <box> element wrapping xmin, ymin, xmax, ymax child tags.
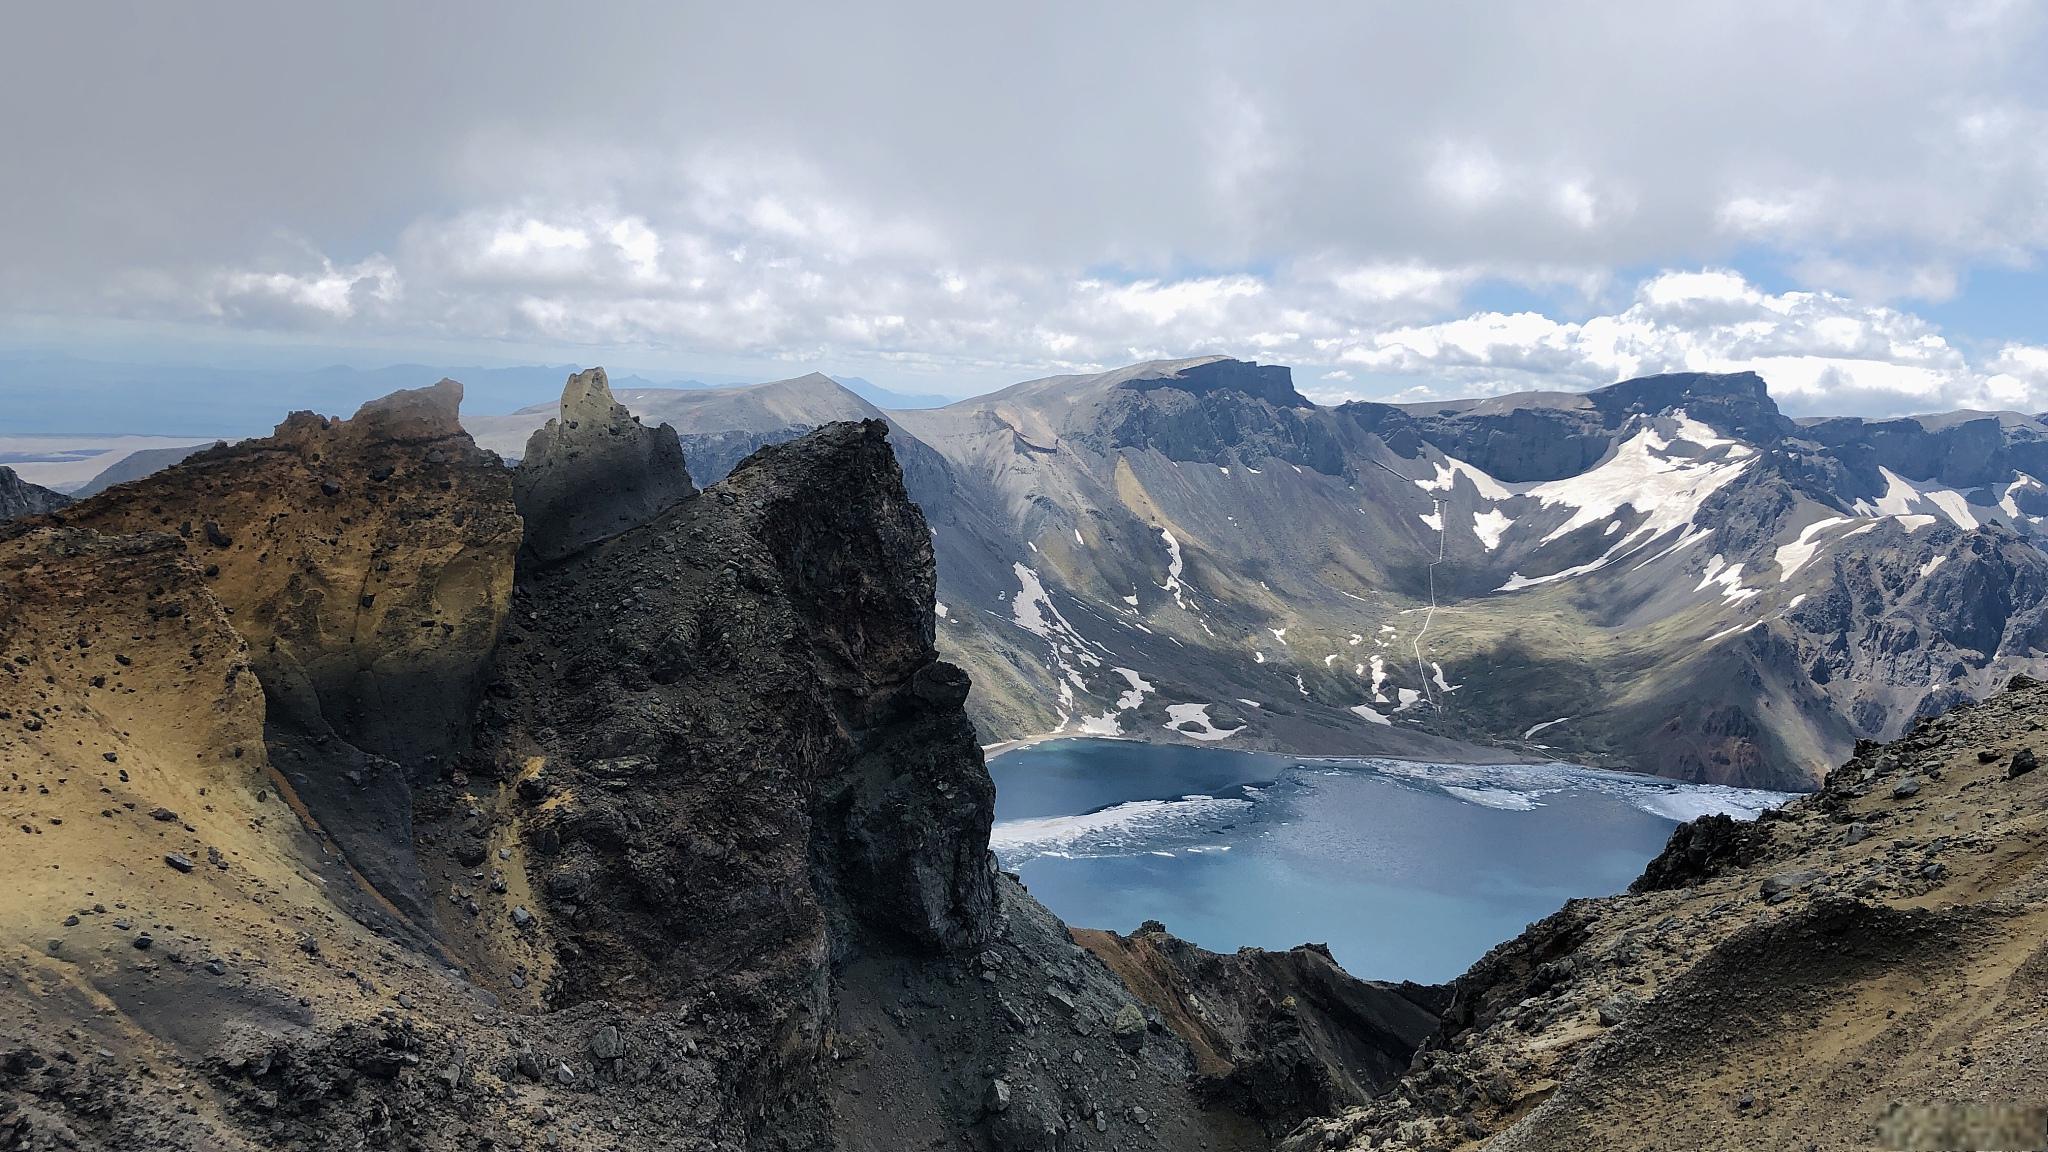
<box><xmin>1309</xmin><ymin>269</ymin><xmax>2027</xmax><ymax>415</ymax></box>
<box><xmin>3</xmin><ymin>3</ymin><xmax>2048</xmax><ymax>409</ymax></box>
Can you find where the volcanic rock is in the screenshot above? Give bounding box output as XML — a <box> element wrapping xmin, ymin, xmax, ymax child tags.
<box><xmin>512</xmin><ymin>367</ymin><xmax>696</xmax><ymax>563</ymax></box>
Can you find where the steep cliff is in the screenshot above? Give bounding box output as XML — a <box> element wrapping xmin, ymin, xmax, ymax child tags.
<box><xmin>15</xmin><ymin>379</ymin><xmax>524</xmax><ymax>930</ymax></box>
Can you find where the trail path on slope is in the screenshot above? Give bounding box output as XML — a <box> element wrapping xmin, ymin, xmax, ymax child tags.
<box><xmin>1371</xmin><ymin>458</ymin><xmax>1445</xmax><ymax>713</ymax></box>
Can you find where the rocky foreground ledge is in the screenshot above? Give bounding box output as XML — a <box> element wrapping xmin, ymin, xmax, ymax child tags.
<box><xmin>0</xmin><ymin>372</ymin><xmax>1430</xmax><ymax>1152</ymax></box>
<box><xmin>1287</xmin><ymin>674</ymin><xmax>2048</xmax><ymax>1152</ymax></box>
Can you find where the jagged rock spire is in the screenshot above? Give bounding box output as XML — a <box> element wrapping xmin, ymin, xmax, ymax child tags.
<box><xmin>513</xmin><ymin>367</ymin><xmax>698</xmax><ymax>563</ymax></box>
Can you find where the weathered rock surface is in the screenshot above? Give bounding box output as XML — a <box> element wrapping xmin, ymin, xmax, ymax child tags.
<box><xmin>0</xmin><ymin>465</ymin><xmax>70</xmax><ymax>521</ymax></box>
<box><xmin>512</xmin><ymin>366</ymin><xmax>694</xmax><ymax>562</ymax></box>
<box><xmin>1076</xmin><ymin>922</ymin><xmax>1442</xmax><ymax>1131</ymax></box>
<box><xmin>36</xmin><ymin>378</ymin><xmax>521</xmax><ymax>765</ymax></box>
<box><xmin>14</xmin><ymin>379</ymin><xmax>523</xmax><ymax>929</ymax></box>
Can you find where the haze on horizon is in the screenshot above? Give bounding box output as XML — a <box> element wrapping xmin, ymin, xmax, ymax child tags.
<box><xmin>6</xmin><ymin>1</ymin><xmax>2048</xmax><ymax>428</ymax></box>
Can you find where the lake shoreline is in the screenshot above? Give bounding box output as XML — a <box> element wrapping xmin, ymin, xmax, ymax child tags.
<box><xmin>987</xmin><ymin>738</ymin><xmax>1796</xmax><ymax>982</ymax></box>
<box><xmin>983</xmin><ymin>729</ymin><xmax>1554</xmax><ymax>768</ymax></box>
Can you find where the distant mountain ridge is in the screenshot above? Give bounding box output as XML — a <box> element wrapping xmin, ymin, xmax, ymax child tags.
<box><xmin>28</xmin><ymin>355</ymin><xmax>2048</xmax><ymax>789</ymax></box>
<box><xmin>589</xmin><ymin>357</ymin><xmax>2048</xmax><ymax>791</ymax></box>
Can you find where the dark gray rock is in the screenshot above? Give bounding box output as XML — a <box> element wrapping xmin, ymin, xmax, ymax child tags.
<box><xmin>2010</xmin><ymin>748</ymin><xmax>2038</xmax><ymax>778</ymax></box>
<box><xmin>0</xmin><ymin>466</ymin><xmax>70</xmax><ymax>523</ymax></box>
<box><xmin>513</xmin><ymin>367</ymin><xmax>697</xmax><ymax>563</ymax></box>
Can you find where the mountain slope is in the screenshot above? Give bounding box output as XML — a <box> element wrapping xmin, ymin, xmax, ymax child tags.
<box><xmin>1285</xmin><ymin>674</ymin><xmax>2048</xmax><ymax>1152</ymax></box>
<box><xmin>69</xmin><ymin>442</ymin><xmax>214</xmax><ymax>498</ymax></box>
<box><xmin>886</xmin><ymin>360</ymin><xmax>2048</xmax><ymax>789</ymax></box>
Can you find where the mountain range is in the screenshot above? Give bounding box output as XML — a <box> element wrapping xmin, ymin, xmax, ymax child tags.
<box><xmin>31</xmin><ymin>357</ymin><xmax>2048</xmax><ymax>791</ymax></box>
<box><xmin>454</xmin><ymin>357</ymin><xmax>2048</xmax><ymax>791</ymax></box>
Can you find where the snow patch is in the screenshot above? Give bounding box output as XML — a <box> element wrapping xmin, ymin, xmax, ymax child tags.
<box><xmin>1774</xmin><ymin>516</ymin><xmax>1854</xmax><ymax>582</ymax></box>
<box><xmin>1852</xmin><ymin>468</ymin><xmax>1979</xmax><ymax>530</ymax></box>
<box><xmin>1163</xmin><ymin>703</ymin><xmax>1244</xmax><ymax>742</ymax></box>
<box><xmin>1416</xmin><ymin>455</ymin><xmax>1514</xmax><ymax>501</ymax></box>
<box><xmin>1472</xmin><ymin>508</ymin><xmax>1513</xmax><ymax>551</ymax></box>
<box><xmin>1694</xmin><ymin>555</ymin><xmax>1758</xmax><ymax>604</ymax></box>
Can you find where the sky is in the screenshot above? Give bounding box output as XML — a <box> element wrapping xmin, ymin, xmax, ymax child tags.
<box><xmin>6</xmin><ymin>2</ymin><xmax>2048</xmax><ymax>418</ymax></box>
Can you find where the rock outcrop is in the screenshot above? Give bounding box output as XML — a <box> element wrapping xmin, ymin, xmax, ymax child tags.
<box><xmin>512</xmin><ymin>366</ymin><xmax>694</xmax><ymax>562</ymax></box>
<box><xmin>0</xmin><ymin>466</ymin><xmax>69</xmax><ymax>521</ymax></box>
<box><xmin>1076</xmin><ymin>923</ymin><xmax>1442</xmax><ymax>1132</ymax></box>
<box><xmin>1287</xmin><ymin>677</ymin><xmax>2048</xmax><ymax>1152</ymax></box>
<box><xmin>16</xmin><ymin>378</ymin><xmax>522</xmax><ymax>928</ymax></box>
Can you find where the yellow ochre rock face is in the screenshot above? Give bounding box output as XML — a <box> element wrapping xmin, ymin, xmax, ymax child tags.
<box><xmin>52</xmin><ymin>378</ymin><xmax>523</xmax><ymax>764</ymax></box>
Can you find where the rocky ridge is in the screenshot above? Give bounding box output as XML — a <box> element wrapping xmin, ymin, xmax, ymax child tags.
<box><xmin>1284</xmin><ymin>673</ymin><xmax>2048</xmax><ymax>1151</ymax></box>
<box><xmin>0</xmin><ymin>372</ymin><xmax>1430</xmax><ymax>1151</ymax></box>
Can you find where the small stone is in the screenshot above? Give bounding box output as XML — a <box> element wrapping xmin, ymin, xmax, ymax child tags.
<box><xmin>554</xmin><ymin>1062</ymin><xmax>576</xmax><ymax>1086</ymax></box>
<box><xmin>62</xmin><ymin>914</ymin><xmax>79</xmax><ymax>927</ymax></box>
<box><xmin>207</xmin><ymin>959</ymin><xmax>226</xmax><ymax>976</ymax></box>
<box><xmin>2009</xmin><ymin>748</ymin><xmax>2038</xmax><ymax>779</ymax></box>
<box><xmin>132</xmin><ymin>934</ymin><xmax>153</xmax><ymax>950</ymax></box>
<box><xmin>1596</xmin><ymin>993</ymin><xmax>1637</xmax><ymax>1027</ymax></box>
<box><xmin>512</xmin><ymin>906</ymin><xmax>536</xmax><ymax>930</ymax></box>
<box><xmin>149</xmin><ymin>807</ymin><xmax>179</xmax><ymax>822</ymax></box>
<box><xmin>1843</xmin><ymin>823</ymin><xmax>1873</xmax><ymax>846</ymax></box>
<box><xmin>164</xmin><ymin>852</ymin><xmax>195</xmax><ymax>873</ymax></box>
<box><xmin>589</xmin><ymin>1025</ymin><xmax>625</xmax><ymax>1061</ymax></box>
<box><xmin>1760</xmin><ymin>868</ymin><xmax>1825</xmax><ymax>902</ymax></box>
<box><xmin>985</xmin><ymin>1078</ymin><xmax>1011</xmax><ymax>1113</ymax></box>
<box><xmin>1111</xmin><ymin>1003</ymin><xmax>1148</xmax><ymax>1052</ymax></box>
<box><xmin>1890</xmin><ymin>777</ymin><xmax>1921</xmax><ymax>800</ymax></box>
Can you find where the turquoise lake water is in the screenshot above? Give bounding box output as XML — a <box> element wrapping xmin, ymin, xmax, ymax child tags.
<box><xmin>988</xmin><ymin>738</ymin><xmax>1793</xmax><ymax>983</ymax></box>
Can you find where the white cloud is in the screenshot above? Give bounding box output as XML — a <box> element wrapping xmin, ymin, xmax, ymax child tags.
<box><xmin>193</xmin><ymin>255</ymin><xmax>401</xmax><ymax>326</ymax></box>
<box><xmin>1309</xmin><ymin>268</ymin><xmax>2026</xmax><ymax>414</ymax></box>
<box><xmin>7</xmin><ymin>3</ymin><xmax>2046</xmax><ymax>412</ymax></box>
